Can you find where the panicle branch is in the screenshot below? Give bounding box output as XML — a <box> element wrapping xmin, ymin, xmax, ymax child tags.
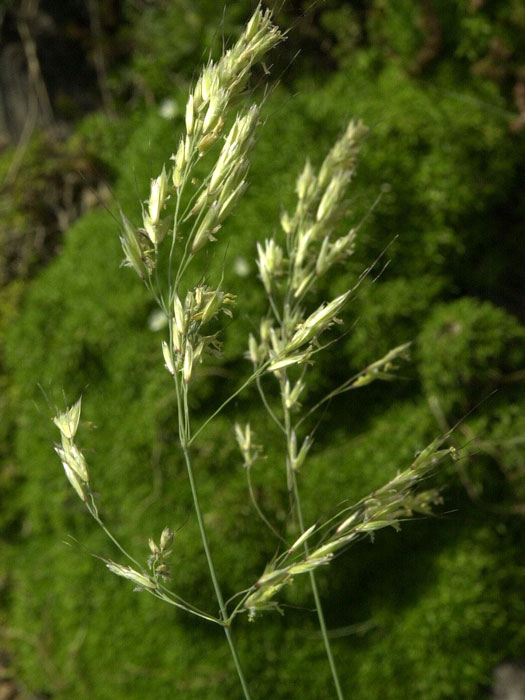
<box><xmin>243</xmin><ymin>439</ymin><xmax>450</xmax><ymax>619</ymax></box>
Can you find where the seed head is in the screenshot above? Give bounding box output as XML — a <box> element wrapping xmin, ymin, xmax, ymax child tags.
<box><xmin>284</xmin><ymin>378</ymin><xmax>305</xmax><ymax>409</ymax></box>
<box><xmin>53</xmin><ymin>396</ymin><xmax>82</xmax><ymax>440</ymax></box>
<box><xmin>280</xmin><ymin>210</ymin><xmax>293</xmax><ymax>234</ymax></box>
<box><xmin>318</xmin><ymin>119</ymin><xmax>368</xmax><ymax>190</ymax></box>
<box><xmin>105</xmin><ymin>561</ymin><xmax>156</xmax><ymax>590</ymax></box>
<box><xmin>120</xmin><ymin>212</ymin><xmax>152</xmax><ymax>279</ymax></box>
<box><xmin>291</xmin><ymin>434</ymin><xmax>313</xmax><ymax>472</ymax></box>
<box><xmin>316</xmin><ymin>170</ymin><xmax>350</xmax><ymax>223</ymax></box>
<box><xmin>191</xmin><ymin>204</ymin><xmax>220</xmax><ymax>254</ymax></box>
<box><xmin>173</xmin><ymin>294</ymin><xmax>186</xmax><ymax>336</ymax></box>
<box><xmin>160</xmin><ymin>527</ymin><xmax>174</xmax><ymax>551</ymax></box>
<box><xmin>162</xmin><ymin>340</ymin><xmax>175</xmax><ymax>375</ymax></box>
<box><xmin>286</xmin><ymin>291</ymin><xmax>350</xmax><ymax>353</ymax></box>
<box><xmin>248</xmin><ymin>333</ymin><xmax>260</xmax><ymax>365</ymax></box>
<box><xmin>183</xmin><ymin>344</ymin><xmax>194</xmax><ymax>384</ymax></box>
<box><xmin>147</xmin><ymin>166</ymin><xmax>169</xmax><ymax>227</ymax></box>
<box><xmin>172</xmin><ymin>139</ymin><xmax>186</xmax><ymax>188</ymax></box>
<box><xmin>288</xmin><ymin>524</ymin><xmax>316</xmax><ymax>553</ymax></box>
<box><xmin>295</xmin><ymin>159</ymin><xmax>317</xmax><ymax>203</ymax></box>
<box><xmin>185</xmin><ymin>94</ymin><xmax>195</xmax><ymax>135</ymax></box>
<box><xmin>267</xmin><ymin>350</ymin><xmax>312</xmax><ymax>373</ymax></box>
<box><xmin>257</xmin><ymin>239</ymin><xmax>284</xmax><ymax>294</ymax></box>
<box><xmin>61</xmin><ymin>461</ymin><xmax>88</xmax><ymax>502</ymax></box>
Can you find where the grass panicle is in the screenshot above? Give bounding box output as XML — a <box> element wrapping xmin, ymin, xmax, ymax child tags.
<box><xmin>52</xmin><ymin>6</ymin><xmax>451</xmax><ymax>699</ymax></box>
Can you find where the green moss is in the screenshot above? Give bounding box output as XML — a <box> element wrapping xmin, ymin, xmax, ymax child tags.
<box><xmin>418</xmin><ymin>298</ymin><xmax>525</xmax><ymax>414</ymax></box>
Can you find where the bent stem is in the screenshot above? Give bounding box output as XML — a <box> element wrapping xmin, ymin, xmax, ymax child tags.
<box><xmin>281</xmin><ymin>384</ymin><xmax>345</xmax><ymax>700</ymax></box>
<box><xmin>178</xmin><ymin>383</ymin><xmax>252</xmax><ymax>699</ymax></box>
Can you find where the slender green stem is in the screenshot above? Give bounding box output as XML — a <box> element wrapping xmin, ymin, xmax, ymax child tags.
<box><xmin>180</xmin><ymin>426</ymin><xmax>252</xmax><ymax>699</ymax></box>
<box><xmin>256</xmin><ymin>375</ymin><xmax>285</xmax><ymax>433</ymax></box>
<box><xmin>268</xmin><ymin>291</ymin><xmax>282</xmax><ymax>325</ymax></box>
<box><xmin>91</xmin><ymin>510</ymin><xmax>142</xmax><ymax>569</ymax></box>
<box><xmin>153</xmin><ymin>589</ymin><xmax>223</xmax><ymax>626</ymax></box>
<box><xmin>272</xmin><ymin>220</ymin><xmax>345</xmax><ymax>694</ymax></box>
<box><xmin>291</xmin><ymin>474</ymin><xmax>345</xmax><ymax>700</ymax></box>
<box><xmin>227</xmin><ymin>587</ymin><xmax>257</xmax><ymax>625</ymax></box>
<box><xmin>188</xmin><ymin>365</ymin><xmax>266</xmax><ymax>446</ymax></box>
<box><xmin>281</xmin><ymin>384</ymin><xmax>345</xmax><ymax>700</ymax></box>
<box><xmin>246</xmin><ymin>465</ymin><xmax>285</xmax><ymax>542</ymax></box>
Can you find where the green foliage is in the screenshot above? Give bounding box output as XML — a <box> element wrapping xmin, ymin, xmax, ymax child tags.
<box><xmin>418</xmin><ymin>298</ymin><xmax>525</xmax><ymax>414</ymax></box>
<box><xmin>115</xmin><ymin>0</ymin><xmax>256</xmax><ymax>100</ymax></box>
<box><xmin>347</xmin><ymin>519</ymin><xmax>525</xmax><ymax>699</ymax></box>
<box><xmin>368</xmin><ymin>0</ymin><xmax>426</xmax><ymax>69</ymax></box>
<box><xmin>0</xmin><ymin>135</ymin><xmax>64</xmax><ymax>286</ymax></box>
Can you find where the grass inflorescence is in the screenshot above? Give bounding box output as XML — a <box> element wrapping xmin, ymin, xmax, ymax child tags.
<box><xmin>52</xmin><ymin>6</ymin><xmax>453</xmax><ymax>698</ymax></box>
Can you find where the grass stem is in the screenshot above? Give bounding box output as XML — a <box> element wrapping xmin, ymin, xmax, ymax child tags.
<box><xmin>282</xmin><ymin>385</ymin><xmax>345</xmax><ymax>700</ymax></box>
<box><xmin>180</xmin><ymin>437</ymin><xmax>252</xmax><ymax>699</ymax></box>
<box><xmin>291</xmin><ymin>473</ymin><xmax>345</xmax><ymax>700</ymax></box>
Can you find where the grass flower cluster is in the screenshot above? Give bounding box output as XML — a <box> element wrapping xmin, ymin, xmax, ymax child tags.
<box><xmin>52</xmin><ymin>6</ymin><xmax>453</xmax><ymax>698</ymax></box>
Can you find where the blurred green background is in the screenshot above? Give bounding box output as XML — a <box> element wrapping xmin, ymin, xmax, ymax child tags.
<box><xmin>1</xmin><ymin>1</ymin><xmax>525</xmax><ymax>698</ymax></box>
